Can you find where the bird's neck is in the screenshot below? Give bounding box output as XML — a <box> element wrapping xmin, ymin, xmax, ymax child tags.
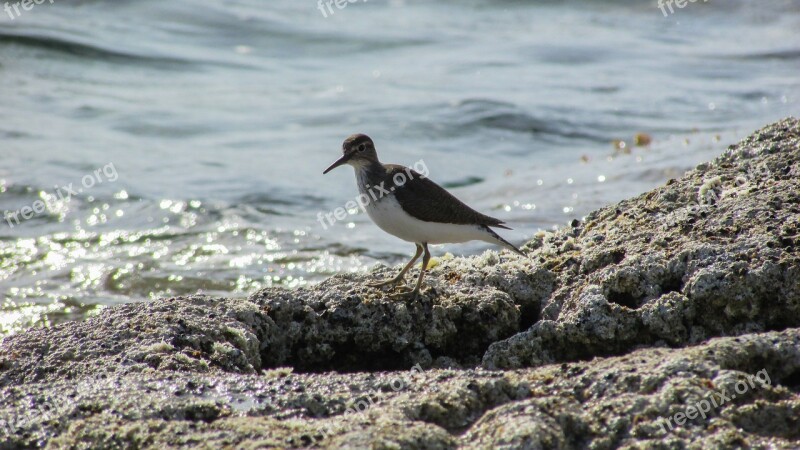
<box><xmin>354</xmin><ymin>161</ymin><xmax>386</xmax><ymax>192</ymax></box>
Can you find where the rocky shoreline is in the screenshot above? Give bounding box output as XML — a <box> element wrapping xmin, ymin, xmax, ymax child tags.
<box><xmin>1</xmin><ymin>118</ymin><xmax>799</xmax><ymax>449</ymax></box>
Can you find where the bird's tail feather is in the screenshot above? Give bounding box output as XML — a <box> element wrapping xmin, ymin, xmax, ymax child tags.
<box><xmin>483</xmin><ymin>226</ymin><xmax>526</xmax><ymax>257</ymax></box>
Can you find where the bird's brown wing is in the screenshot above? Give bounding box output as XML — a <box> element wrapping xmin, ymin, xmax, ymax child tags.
<box><xmin>385</xmin><ymin>165</ymin><xmax>509</xmax><ymax>228</ymax></box>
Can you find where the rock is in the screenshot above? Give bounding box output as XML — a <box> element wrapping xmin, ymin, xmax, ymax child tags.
<box><xmin>1</xmin><ymin>118</ymin><xmax>799</xmax><ymax>448</ymax></box>
<box><xmin>252</xmin><ymin>273</ymin><xmax>526</xmax><ymax>371</ymax></box>
<box><xmin>2</xmin><ymin>329</ymin><xmax>799</xmax><ymax>448</ymax></box>
<box><xmin>483</xmin><ymin>117</ymin><xmax>800</xmax><ymax>369</ymax></box>
<box><xmin>0</xmin><ymin>295</ymin><xmax>270</xmax><ymax>386</ymax></box>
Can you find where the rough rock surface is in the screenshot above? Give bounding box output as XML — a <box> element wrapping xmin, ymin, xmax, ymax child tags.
<box><xmin>2</xmin><ymin>329</ymin><xmax>799</xmax><ymax>449</ymax></box>
<box><xmin>483</xmin><ymin>116</ymin><xmax>800</xmax><ymax>369</ymax></box>
<box><xmin>1</xmin><ymin>118</ymin><xmax>799</xmax><ymax>448</ymax></box>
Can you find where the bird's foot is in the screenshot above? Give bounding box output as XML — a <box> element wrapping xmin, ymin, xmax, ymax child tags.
<box><xmin>388</xmin><ymin>285</ymin><xmax>419</xmax><ymax>299</ymax></box>
<box><xmin>367</xmin><ymin>277</ymin><xmax>404</xmax><ymax>288</ymax></box>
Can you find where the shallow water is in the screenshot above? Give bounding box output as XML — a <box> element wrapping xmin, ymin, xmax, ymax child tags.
<box><xmin>1</xmin><ymin>0</ymin><xmax>798</xmax><ymax>335</ymax></box>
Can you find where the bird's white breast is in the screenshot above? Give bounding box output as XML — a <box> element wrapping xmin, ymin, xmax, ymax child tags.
<box><xmin>363</xmin><ymin>195</ymin><xmax>492</xmax><ymax>245</ymax></box>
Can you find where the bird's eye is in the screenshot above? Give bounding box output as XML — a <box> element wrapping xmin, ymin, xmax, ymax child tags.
<box><xmin>358</xmin><ymin>144</ymin><xmax>366</xmax><ymax>152</ymax></box>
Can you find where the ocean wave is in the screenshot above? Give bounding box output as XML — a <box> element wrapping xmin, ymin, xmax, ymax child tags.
<box><xmin>0</xmin><ymin>31</ymin><xmax>195</xmax><ymax>68</ymax></box>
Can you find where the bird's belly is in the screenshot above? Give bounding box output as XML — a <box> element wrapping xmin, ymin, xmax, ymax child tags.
<box><xmin>365</xmin><ymin>196</ymin><xmax>489</xmax><ymax>244</ymax></box>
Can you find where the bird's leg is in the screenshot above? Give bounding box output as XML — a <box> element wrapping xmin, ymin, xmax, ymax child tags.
<box><xmin>368</xmin><ymin>243</ymin><xmax>423</xmax><ymax>288</ymax></box>
<box><xmin>389</xmin><ymin>243</ymin><xmax>430</xmax><ymax>298</ymax></box>
<box><xmin>406</xmin><ymin>243</ymin><xmax>431</xmax><ymax>297</ymax></box>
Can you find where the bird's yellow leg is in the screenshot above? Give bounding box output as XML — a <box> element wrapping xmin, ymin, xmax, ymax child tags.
<box><xmin>368</xmin><ymin>243</ymin><xmax>423</xmax><ymax>288</ymax></box>
<box><xmin>389</xmin><ymin>243</ymin><xmax>431</xmax><ymax>299</ymax></box>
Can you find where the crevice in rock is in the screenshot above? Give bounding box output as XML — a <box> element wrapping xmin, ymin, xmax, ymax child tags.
<box><xmin>606</xmin><ymin>289</ymin><xmax>642</xmax><ymax>310</ymax></box>
<box><xmin>659</xmin><ymin>275</ymin><xmax>684</xmax><ymax>295</ymax></box>
<box><xmin>780</xmin><ymin>368</ymin><xmax>800</xmax><ymax>393</ymax></box>
<box><xmin>518</xmin><ymin>303</ymin><xmax>540</xmax><ymax>331</ymax></box>
<box><xmin>298</xmin><ymin>344</ymin><xmax>408</xmax><ymax>373</ymax></box>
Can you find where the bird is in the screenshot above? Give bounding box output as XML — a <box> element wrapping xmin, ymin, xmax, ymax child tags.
<box><xmin>323</xmin><ymin>134</ymin><xmax>525</xmax><ymax>297</ymax></box>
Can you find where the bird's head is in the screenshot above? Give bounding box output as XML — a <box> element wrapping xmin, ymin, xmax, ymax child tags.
<box><xmin>323</xmin><ymin>134</ymin><xmax>378</xmax><ymax>174</ymax></box>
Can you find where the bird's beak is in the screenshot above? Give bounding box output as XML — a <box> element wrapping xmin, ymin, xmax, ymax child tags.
<box><xmin>323</xmin><ymin>153</ymin><xmax>350</xmax><ymax>174</ymax></box>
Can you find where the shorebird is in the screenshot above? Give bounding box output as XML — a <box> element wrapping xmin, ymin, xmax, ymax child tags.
<box><xmin>323</xmin><ymin>134</ymin><xmax>525</xmax><ymax>297</ymax></box>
